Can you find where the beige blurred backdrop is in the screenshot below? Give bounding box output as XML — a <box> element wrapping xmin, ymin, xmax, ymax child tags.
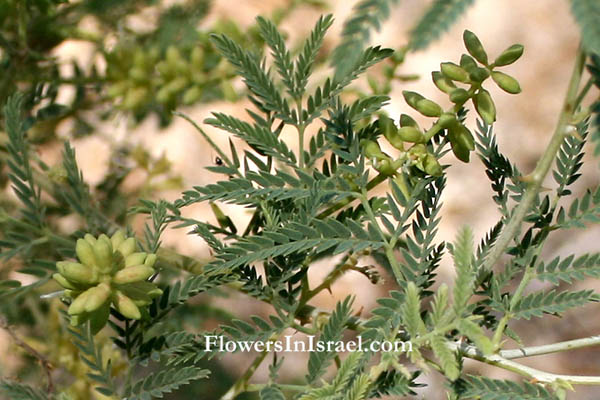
<box><xmin>4</xmin><ymin>1</ymin><xmax>600</xmax><ymax>399</ymax></box>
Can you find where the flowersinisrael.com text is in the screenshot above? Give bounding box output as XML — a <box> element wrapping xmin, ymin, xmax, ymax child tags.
<box><xmin>204</xmin><ymin>335</ymin><xmax>412</xmax><ymax>353</ymax></box>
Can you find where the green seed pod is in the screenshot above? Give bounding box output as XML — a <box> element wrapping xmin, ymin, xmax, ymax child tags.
<box><xmin>125</xmin><ymin>252</ymin><xmax>147</xmax><ymax>268</ymax></box>
<box><xmin>144</xmin><ymin>254</ymin><xmax>157</xmax><ymax>268</ymax></box>
<box><xmin>449</xmin><ymin>88</ymin><xmax>470</xmax><ymax>104</ymax></box>
<box><xmin>53</xmin><ymin>273</ymin><xmax>78</xmax><ymax>290</ymax></box>
<box><xmin>83</xmin><ymin>283</ymin><xmax>111</xmax><ymax>313</ymax></box>
<box><xmin>474</xmin><ymin>89</ymin><xmax>496</xmax><ymax>125</ymax></box>
<box><xmin>491</xmin><ymin>71</ymin><xmax>521</xmax><ymax>94</ymax></box>
<box><xmin>463</xmin><ymin>30</ymin><xmax>488</xmax><ymax>65</ymax></box>
<box><xmin>402</xmin><ymin>91</ymin><xmax>424</xmax><ymax>109</ymax></box>
<box><xmin>58</xmin><ymin>261</ymin><xmax>98</xmax><ymax>285</ymax></box>
<box><xmin>432</xmin><ymin>71</ymin><xmax>457</xmax><ymax>94</ymax></box>
<box><xmin>415</xmin><ymin>99</ymin><xmax>442</xmax><ymax>117</ymax></box>
<box><xmin>494</xmin><ymin>44</ymin><xmax>524</xmax><ymax>66</ymax></box>
<box><xmin>397</xmin><ymin>127</ymin><xmax>425</xmax><ymax>143</ymax></box>
<box><xmin>469</xmin><ymin>67</ymin><xmax>490</xmax><ymax>83</ymax></box>
<box><xmin>424</xmin><ymin>154</ymin><xmax>443</xmax><ymax>176</ymax></box>
<box><xmin>114</xmin><ymin>291</ymin><xmax>141</xmax><ymax>320</ymax></box>
<box><xmin>113</xmin><ymin>265</ymin><xmax>155</xmax><ymax>284</ymax></box>
<box><xmin>117</xmin><ymin>237</ymin><xmax>137</xmax><ymax>258</ymax></box>
<box><xmin>441</xmin><ymin>62</ymin><xmax>470</xmax><ymax>83</ymax></box>
<box><xmin>76</xmin><ymin>238</ymin><xmax>97</xmax><ymax>268</ymax></box>
<box><xmin>400</xmin><ymin>114</ymin><xmax>419</xmax><ymax>128</ymax></box>
<box><xmin>93</xmin><ymin>236</ymin><xmax>113</xmax><ymax>273</ymax></box>
<box><xmin>110</xmin><ymin>230</ymin><xmax>126</xmax><ymax>250</ymax></box>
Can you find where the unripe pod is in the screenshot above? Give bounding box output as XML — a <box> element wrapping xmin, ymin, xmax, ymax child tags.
<box><xmin>114</xmin><ymin>291</ymin><xmax>141</xmax><ymax>319</ymax></box>
<box><xmin>449</xmin><ymin>88</ymin><xmax>470</xmax><ymax>104</ymax></box>
<box><xmin>491</xmin><ymin>71</ymin><xmax>521</xmax><ymax>94</ymax></box>
<box><xmin>397</xmin><ymin>126</ymin><xmax>425</xmax><ymax>143</ymax></box>
<box><xmin>144</xmin><ymin>254</ymin><xmax>157</xmax><ymax>268</ymax></box>
<box><xmin>494</xmin><ymin>44</ymin><xmax>524</xmax><ymax>66</ymax></box>
<box><xmin>110</xmin><ymin>230</ymin><xmax>126</xmax><ymax>250</ymax></box>
<box><xmin>441</xmin><ymin>62</ymin><xmax>469</xmax><ymax>83</ymax></box>
<box><xmin>125</xmin><ymin>252</ymin><xmax>147</xmax><ymax>268</ymax></box>
<box><xmin>474</xmin><ymin>89</ymin><xmax>496</xmax><ymax>125</ymax></box>
<box><xmin>432</xmin><ymin>71</ymin><xmax>456</xmax><ymax>94</ymax></box>
<box><xmin>76</xmin><ymin>239</ymin><xmax>97</xmax><ymax>268</ymax></box>
<box><xmin>424</xmin><ymin>154</ymin><xmax>443</xmax><ymax>176</ymax></box>
<box><xmin>117</xmin><ymin>237</ymin><xmax>137</xmax><ymax>258</ymax></box>
<box><xmin>113</xmin><ymin>265</ymin><xmax>155</xmax><ymax>284</ymax></box>
<box><xmin>83</xmin><ymin>283</ymin><xmax>111</xmax><ymax>313</ymax></box>
<box><xmin>93</xmin><ymin>236</ymin><xmax>113</xmax><ymax>273</ymax></box>
<box><xmin>53</xmin><ymin>273</ymin><xmax>78</xmax><ymax>290</ymax></box>
<box><xmin>400</xmin><ymin>114</ymin><xmax>419</xmax><ymax>128</ymax></box>
<box><xmin>463</xmin><ymin>30</ymin><xmax>488</xmax><ymax>65</ymax></box>
<box><xmin>416</xmin><ymin>99</ymin><xmax>442</xmax><ymax>117</ymax></box>
<box><xmin>57</xmin><ymin>261</ymin><xmax>98</xmax><ymax>285</ymax></box>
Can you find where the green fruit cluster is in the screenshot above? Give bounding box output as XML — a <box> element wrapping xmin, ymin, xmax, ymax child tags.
<box><xmin>106</xmin><ymin>42</ymin><xmax>236</xmax><ymax>113</ymax></box>
<box><xmin>53</xmin><ymin>231</ymin><xmax>162</xmax><ymax>333</ymax></box>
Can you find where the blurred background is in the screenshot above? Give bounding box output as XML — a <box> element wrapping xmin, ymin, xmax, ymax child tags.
<box><xmin>1</xmin><ymin>0</ymin><xmax>598</xmax><ymax>399</ymax></box>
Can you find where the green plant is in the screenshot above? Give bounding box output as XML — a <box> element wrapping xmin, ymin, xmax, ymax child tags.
<box><xmin>1</xmin><ymin>1</ymin><xmax>600</xmax><ymax>399</ymax></box>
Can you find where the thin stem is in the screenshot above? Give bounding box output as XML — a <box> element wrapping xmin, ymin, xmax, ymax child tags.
<box><xmin>482</xmin><ymin>45</ymin><xmax>586</xmax><ymax>273</ymax></box>
<box><xmin>452</xmin><ymin>341</ymin><xmax>600</xmax><ymax>385</ymax></box>
<box><xmin>220</xmin><ymin>348</ymin><xmax>271</xmax><ymax>400</ymax></box>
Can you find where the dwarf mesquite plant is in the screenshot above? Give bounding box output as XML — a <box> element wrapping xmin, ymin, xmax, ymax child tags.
<box><xmin>1</xmin><ymin>0</ymin><xmax>600</xmax><ymax>400</ymax></box>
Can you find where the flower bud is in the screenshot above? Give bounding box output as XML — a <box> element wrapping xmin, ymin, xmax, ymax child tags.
<box><xmin>191</xmin><ymin>47</ymin><xmax>205</xmax><ymax>68</ymax></box>
<box><xmin>110</xmin><ymin>230</ymin><xmax>126</xmax><ymax>250</ymax></box>
<box><xmin>57</xmin><ymin>261</ymin><xmax>98</xmax><ymax>285</ymax></box>
<box><xmin>117</xmin><ymin>237</ymin><xmax>137</xmax><ymax>258</ymax></box>
<box><xmin>68</xmin><ymin>289</ymin><xmax>92</xmax><ymax>315</ymax></box>
<box><xmin>76</xmin><ymin>239</ymin><xmax>96</xmax><ymax>268</ymax></box>
<box><xmin>463</xmin><ymin>30</ymin><xmax>488</xmax><ymax>65</ymax></box>
<box><xmin>83</xmin><ymin>283</ymin><xmax>111</xmax><ymax>313</ymax></box>
<box><xmin>432</xmin><ymin>71</ymin><xmax>456</xmax><ymax>94</ymax></box>
<box><xmin>494</xmin><ymin>44</ymin><xmax>524</xmax><ymax>66</ymax></box>
<box><xmin>491</xmin><ymin>71</ymin><xmax>521</xmax><ymax>94</ymax></box>
<box><xmin>474</xmin><ymin>89</ymin><xmax>496</xmax><ymax>125</ymax></box>
<box><xmin>362</xmin><ymin>140</ymin><xmax>387</xmax><ymax>159</ymax></box>
<box><xmin>84</xmin><ymin>233</ymin><xmax>97</xmax><ymax>246</ymax></box>
<box><xmin>469</xmin><ymin>67</ymin><xmax>490</xmax><ymax>83</ymax></box>
<box><xmin>375</xmin><ymin>159</ymin><xmax>397</xmax><ymax>176</ymax></box>
<box><xmin>93</xmin><ymin>236</ymin><xmax>113</xmax><ymax>273</ymax></box>
<box><xmin>400</xmin><ymin>114</ymin><xmax>419</xmax><ymax>128</ymax></box>
<box><xmin>402</xmin><ymin>90</ymin><xmax>424</xmax><ymax>109</ymax></box>
<box><xmin>449</xmin><ymin>88</ymin><xmax>470</xmax><ymax>104</ymax></box>
<box><xmin>113</xmin><ymin>265</ymin><xmax>155</xmax><ymax>284</ymax></box>
<box><xmin>460</xmin><ymin>54</ymin><xmax>478</xmax><ymax>72</ymax></box>
<box><xmin>53</xmin><ymin>273</ymin><xmax>78</xmax><ymax>290</ymax></box>
<box><xmin>424</xmin><ymin>154</ymin><xmax>443</xmax><ymax>176</ymax></box>
<box><xmin>416</xmin><ymin>99</ymin><xmax>442</xmax><ymax>117</ymax></box>
<box><xmin>125</xmin><ymin>252</ymin><xmax>147</xmax><ymax>268</ymax></box>
<box><xmin>397</xmin><ymin>127</ymin><xmax>425</xmax><ymax>143</ymax></box>
<box><xmin>441</xmin><ymin>62</ymin><xmax>469</xmax><ymax>83</ymax></box>
<box><xmin>183</xmin><ymin>86</ymin><xmax>203</xmax><ymax>105</ymax></box>
<box><xmin>114</xmin><ymin>291</ymin><xmax>141</xmax><ymax>319</ymax></box>
<box><xmin>448</xmin><ymin>123</ymin><xmax>474</xmax><ymax>163</ymax></box>
<box><xmin>144</xmin><ymin>254</ymin><xmax>157</xmax><ymax>268</ymax></box>
<box><xmin>438</xmin><ymin>113</ymin><xmax>456</xmax><ymax>128</ymax></box>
